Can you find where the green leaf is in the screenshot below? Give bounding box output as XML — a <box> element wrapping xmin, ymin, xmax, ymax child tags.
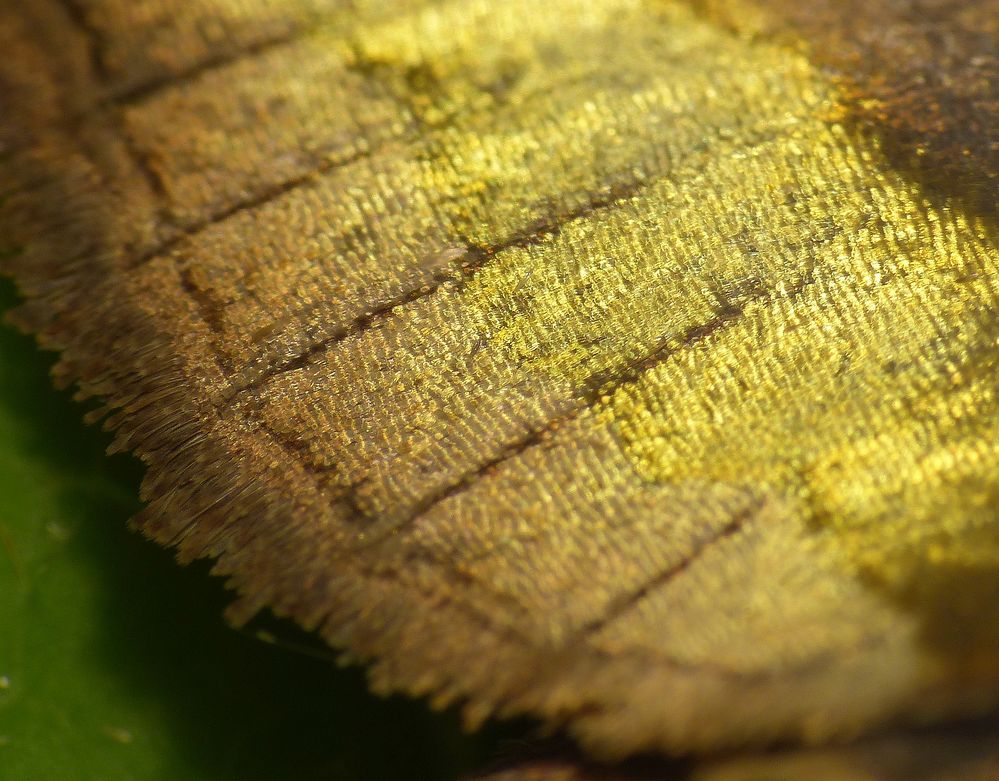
<box><xmin>0</xmin><ymin>277</ymin><xmax>508</xmax><ymax>780</ymax></box>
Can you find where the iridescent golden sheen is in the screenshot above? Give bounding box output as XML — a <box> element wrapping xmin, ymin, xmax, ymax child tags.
<box><xmin>1</xmin><ymin>0</ymin><xmax>998</xmax><ymax>761</ymax></box>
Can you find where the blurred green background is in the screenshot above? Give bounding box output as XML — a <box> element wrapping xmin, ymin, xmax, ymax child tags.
<box><xmin>0</xmin><ymin>277</ymin><xmax>524</xmax><ymax>780</ymax></box>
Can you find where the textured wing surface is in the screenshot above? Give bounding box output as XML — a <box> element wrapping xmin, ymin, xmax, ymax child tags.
<box><xmin>1</xmin><ymin>0</ymin><xmax>998</xmax><ymax>756</ymax></box>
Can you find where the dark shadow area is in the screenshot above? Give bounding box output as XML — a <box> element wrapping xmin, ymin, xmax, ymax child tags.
<box><xmin>0</xmin><ymin>276</ymin><xmax>533</xmax><ymax>780</ymax></box>
<box><xmin>468</xmin><ymin>714</ymin><xmax>999</xmax><ymax>780</ymax></box>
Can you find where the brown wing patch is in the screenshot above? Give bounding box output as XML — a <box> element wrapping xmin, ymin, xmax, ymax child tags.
<box><xmin>695</xmin><ymin>0</ymin><xmax>999</xmax><ymax>219</ymax></box>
